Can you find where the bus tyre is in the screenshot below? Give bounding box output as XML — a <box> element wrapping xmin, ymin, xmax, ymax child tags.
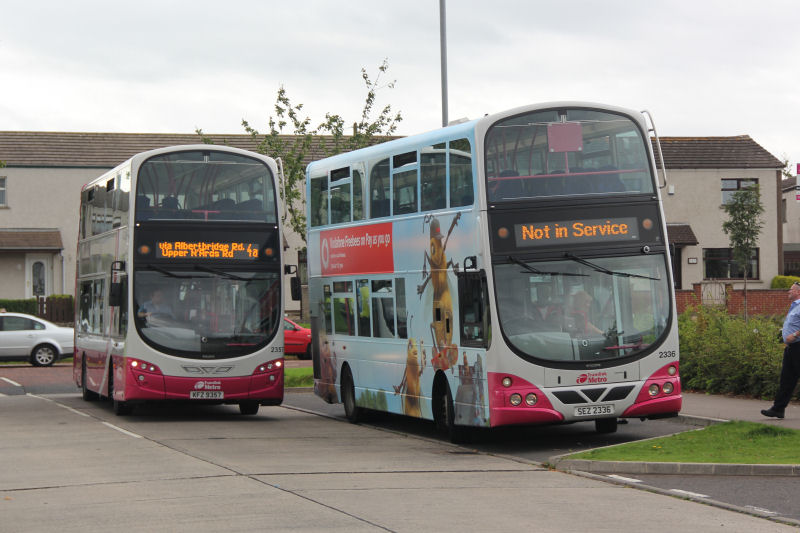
<box><xmin>595</xmin><ymin>417</ymin><xmax>618</xmax><ymax>434</ymax></box>
<box><xmin>239</xmin><ymin>401</ymin><xmax>260</xmax><ymax>415</ymax></box>
<box><xmin>81</xmin><ymin>358</ymin><xmax>98</xmax><ymax>402</ymax></box>
<box><xmin>341</xmin><ymin>366</ymin><xmax>362</xmax><ymax>423</ymax></box>
<box><xmin>109</xmin><ymin>366</ymin><xmax>133</xmax><ymax>416</ymax></box>
<box><xmin>434</xmin><ymin>380</ymin><xmax>470</xmax><ymax>444</ymax></box>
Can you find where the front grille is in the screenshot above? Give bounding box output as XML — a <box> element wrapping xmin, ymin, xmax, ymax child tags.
<box><xmin>553</xmin><ymin>385</ymin><xmax>635</xmax><ymax>405</ymax></box>
<box><xmin>603</xmin><ymin>385</ymin><xmax>635</xmax><ymax>401</ymax></box>
<box><xmin>553</xmin><ymin>390</ymin><xmax>585</xmax><ymax>404</ymax></box>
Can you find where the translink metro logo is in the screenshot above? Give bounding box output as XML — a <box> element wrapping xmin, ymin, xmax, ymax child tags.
<box><xmin>577</xmin><ymin>372</ymin><xmax>608</xmax><ymax>384</ymax></box>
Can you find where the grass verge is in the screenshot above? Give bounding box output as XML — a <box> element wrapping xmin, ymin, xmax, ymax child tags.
<box><xmin>566</xmin><ymin>421</ymin><xmax>800</xmax><ymax>464</ymax></box>
<box><xmin>285</xmin><ymin>366</ymin><xmax>313</xmax><ymax>388</ymax></box>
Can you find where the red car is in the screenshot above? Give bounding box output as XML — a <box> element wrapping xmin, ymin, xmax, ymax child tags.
<box><xmin>283</xmin><ymin>317</ymin><xmax>311</xmax><ymax>359</ymax></box>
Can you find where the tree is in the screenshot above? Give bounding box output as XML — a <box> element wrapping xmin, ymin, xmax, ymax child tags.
<box><xmin>197</xmin><ymin>59</ymin><xmax>402</xmax><ymax>245</ymax></box>
<box><xmin>721</xmin><ymin>184</ymin><xmax>764</xmax><ymax>321</ymax></box>
<box><xmin>780</xmin><ymin>156</ymin><xmax>796</xmax><ymax>181</ymax></box>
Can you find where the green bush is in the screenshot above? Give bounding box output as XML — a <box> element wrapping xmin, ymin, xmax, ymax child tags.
<box><xmin>0</xmin><ymin>298</ymin><xmax>37</xmax><ymax>314</ymax></box>
<box><xmin>678</xmin><ymin>305</ymin><xmax>788</xmax><ymax>400</ymax></box>
<box><xmin>771</xmin><ymin>275</ymin><xmax>800</xmax><ymax>289</ymax></box>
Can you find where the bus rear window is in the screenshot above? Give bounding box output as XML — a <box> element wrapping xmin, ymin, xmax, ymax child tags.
<box><xmin>485</xmin><ymin>109</ymin><xmax>654</xmax><ymax>202</ymax></box>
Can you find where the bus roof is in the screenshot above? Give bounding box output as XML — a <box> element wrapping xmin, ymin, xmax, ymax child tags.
<box><xmin>305</xmin><ymin>119</ymin><xmax>479</xmax><ymax>173</ymax></box>
<box><xmin>306</xmin><ymin>101</ymin><xmax>645</xmax><ymax>173</ymax></box>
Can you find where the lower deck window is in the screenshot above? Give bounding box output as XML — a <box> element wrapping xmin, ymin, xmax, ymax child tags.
<box><xmin>703</xmin><ymin>248</ymin><xmax>759</xmax><ymax>280</ymax></box>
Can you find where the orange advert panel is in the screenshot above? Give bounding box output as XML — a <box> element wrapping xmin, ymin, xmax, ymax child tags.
<box><xmin>320</xmin><ymin>223</ymin><xmax>394</xmax><ymax>275</ymax></box>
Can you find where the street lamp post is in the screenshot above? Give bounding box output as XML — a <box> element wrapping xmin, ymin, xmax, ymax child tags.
<box><xmin>440</xmin><ymin>0</ymin><xmax>448</xmax><ymax>127</ymax></box>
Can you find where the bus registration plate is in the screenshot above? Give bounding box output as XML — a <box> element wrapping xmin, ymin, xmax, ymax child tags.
<box><xmin>190</xmin><ymin>391</ymin><xmax>224</xmax><ymax>400</ymax></box>
<box><xmin>574</xmin><ymin>404</ymin><xmax>614</xmax><ymax>417</ymax></box>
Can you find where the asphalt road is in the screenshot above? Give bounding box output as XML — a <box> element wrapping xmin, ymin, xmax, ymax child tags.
<box><xmin>2</xmin><ymin>363</ymin><xmax>799</xmax><ymax>525</ymax></box>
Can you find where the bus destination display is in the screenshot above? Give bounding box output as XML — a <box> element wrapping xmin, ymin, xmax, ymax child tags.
<box><xmin>514</xmin><ymin>217</ymin><xmax>639</xmax><ymax>247</ymax></box>
<box><xmin>156</xmin><ymin>240</ymin><xmax>261</xmax><ymax>260</ymax></box>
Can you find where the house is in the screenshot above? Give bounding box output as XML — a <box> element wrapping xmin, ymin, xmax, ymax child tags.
<box><xmin>657</xmin><ymin>136</ymin><xmax>784</xmax><ymax>291</ymax></box>
<box><xmin>0</xmin><ymin>132</ymin><xmax>313</xmax><ymax>312</ymax></box>
<box><xmin>782</xmin><ymin>172</ymin><xmax>800</xmax><ymax>275</ymax></box>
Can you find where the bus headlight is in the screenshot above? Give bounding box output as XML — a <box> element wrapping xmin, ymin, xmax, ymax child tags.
<box><xmin>509</xmin><ymin>393</ymin><xmax>522</xmax><ymax>406</ymax></box>
<box><xmin>663</xmin><ymin>382</ymin><xmax>674</xmax><ymax>394</ymax></box>
<box><xmin>667</xmin><ymin>365</ymin><xmax>677</xmax><ymax>376</ymax></box>
<box><xmin>502</xmin><ymin>377</ymin><xmax>513</xmax><ymax>388</ymax></box>
<box><xmin>525</xmin><ymin>393</ymin><xmax>538</xmax><ymax>406</ymax></box>
<box><xmin>648</xmin><ymin>384</ymin><xmax>660</xmax><ymax>396</ymax></box>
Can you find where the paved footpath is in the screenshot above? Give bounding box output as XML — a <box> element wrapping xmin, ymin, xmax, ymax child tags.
<box><xmin>2</xmin><ymin>392</ymin><xmax>798</xmax><ymax>532</ymax></box>
<box><xmin>681</xmin><ymin>391</ymin><xmax>800</xmax><ymax>429</ymax></box>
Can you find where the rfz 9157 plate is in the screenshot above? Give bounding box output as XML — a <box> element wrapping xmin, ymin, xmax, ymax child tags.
<box><xmin>574</xmin><ymin>404</ymin><xmax>614</xmax><ymax>417</ymax></box>
<box><xmin>190</xmin><ymin>391</ymin><xmax>224</xmax><ymax>399</ymax></box>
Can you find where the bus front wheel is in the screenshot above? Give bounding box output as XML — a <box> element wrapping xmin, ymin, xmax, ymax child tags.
<box><xmin>341</xmin><ymin>366</ymin><xmax>362</xmax><ymax>423</ymax></box>
<box><xmin>239</xmin><ymin>401</ymin><xmax>260</xmax><ymax>415</ymax></box>
<box><xmin>595</xmin><ymin>417</ymin><xmax>618</xmax><ymax>434</ymax></box>
<box><xmin>81</xmin><ymin>358</ymin><xmax>98</xmax><ymax>401</ymax></box>
<box><xmin>433</xmin><ymin>379</ymin><xmax>469</xmax><ymax>444</ymax></box>
<box><xmin>109</xmin><ymin>365</ymin><xmax>133</xmax><ymax>416</ymax></box>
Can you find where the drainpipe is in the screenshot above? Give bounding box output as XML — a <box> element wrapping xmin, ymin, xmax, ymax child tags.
<box><xmin>60</xmin><ymin>250</ymin><xmax>65</xmax><ymax>295</ymax></box>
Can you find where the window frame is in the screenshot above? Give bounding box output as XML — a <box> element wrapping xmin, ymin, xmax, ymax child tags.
<box><xmin>721</xmin><ymin>178</ymin><xmax>758</xmax><ymax>205</ymax></box>
<box><xmin>0</xmin><ymin>176</ymin><xmax>6</xmax><ymax>207</ymax></box>
<box><xmin>702</xmin><ymin>247</ymin><xmax>760</xmax><ymax>280</ymax></box>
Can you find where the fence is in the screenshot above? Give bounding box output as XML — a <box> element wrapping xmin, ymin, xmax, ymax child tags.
<box><xmin>676</xmin><ymin>283</ymin><xmax>788</xmax><ymax>316</ymax></box>
<box><xmin>36</xmin><ymin>296</ymin><xmax>74</xmax><ymax>324</ymax></box>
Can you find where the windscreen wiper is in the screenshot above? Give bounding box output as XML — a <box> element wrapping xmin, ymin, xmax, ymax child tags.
<box><xmin>193</xmin><ymin>265</ymin><xmax>248</xmax><ymax>281</ymax></box>
<box><xmin>507</xmin><ymin>256</ymin><xmax>588</xmax><ymax>277</ymax></box>
<box><xmin>564</xmin><ymin>253</ymin><xmax>660</xmax><ymax>281</ymax></box>
<box><xmin>191</xmin><ymin>265</ymin><xmax>273</xmax><ymax>282</ymax></box>
<box><xmin>144</xmin><ymin>264</ymin><xmax>195</xmax><ymax>279</ymax></box>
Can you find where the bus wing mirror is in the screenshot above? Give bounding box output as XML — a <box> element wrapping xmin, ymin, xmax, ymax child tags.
<box><xmin>109</xmin><ymin>282</ymin><xmax>123</xmax><ymax>307</ymax></box>
<box><xmin>290</xmin><ymin>276</ymin><xmax>301</xmax><ymax>301</ymax></box>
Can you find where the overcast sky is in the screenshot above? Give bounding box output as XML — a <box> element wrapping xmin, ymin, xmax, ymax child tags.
<box><xmin>2</xmin><ymin>1</ymin><xmax>798</xmax><ymax>171</ymax></box>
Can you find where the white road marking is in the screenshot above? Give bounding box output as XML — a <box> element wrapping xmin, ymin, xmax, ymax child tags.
<box><xmin>55</xmin><ymin>403</ymin><xmax>91</xmax><ymax>418</ymax></box>
<box><xmin>669</xmin><ymin>489</ymin><xmax>709</xmax><ymax>498</ymax></box>
<box><xmin>1</xmin><ymin>377</ymin><xmax>22</xmax><ymax>387</ymax></box>
<box><xmin>744</xmin><ymin>505</ymin><xmax>777</xmax><ymax>516</ymax></box>
<box><xmin>607</xmin><ymin>474</ymin><xmax>642</xmax><ymax>483</ymax></box>
<box><xmin>102</xmin><ymin>422</ymin><xmax>142</xmax><ymax>439</ymax></box>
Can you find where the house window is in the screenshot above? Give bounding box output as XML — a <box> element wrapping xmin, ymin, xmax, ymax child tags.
<box><xmin>0</xmin><ymin>177</ymin><xmax>6</xmax><ymax>206</ymax></box>
<box><xmin>783</xmin><ymin>198</ymin><xmax>788</xmax><ymax>224</ymax></box>
<box><xmin>703</xmin><ymin>248</ymin><xmax>759</xmax><ymax>279</ymax></box>
<box><xmin>721</xmin><ymin>178</ymin><xmax>757</xmax><ymax>204</ymax></box>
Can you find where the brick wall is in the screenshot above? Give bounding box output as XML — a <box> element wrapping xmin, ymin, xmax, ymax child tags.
<box><xmin>676</xmin><ymin>283</ymin><xmax>787</xmax><ymax>316</ymax></box>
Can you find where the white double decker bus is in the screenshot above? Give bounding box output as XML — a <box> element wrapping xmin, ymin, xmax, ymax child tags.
<box><xmin>74</xmin><ymin>145</ymin><xmax>287</xmax><ymax>416</ymax></box>
<box><xmin>304</xmin><ymin>102</ymin><xmax>680</xmax><ymax>441</ymax></box>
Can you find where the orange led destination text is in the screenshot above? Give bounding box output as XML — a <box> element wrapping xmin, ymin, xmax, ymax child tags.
<box><xmin>157</xmin><ymin>241</ymin><xmax>260</xmax><ymax>259</ymax></box>
<box><xmin>520</xmin><ymin>220</ymin><xmax>630</xmax><ymax>242</ymax></box>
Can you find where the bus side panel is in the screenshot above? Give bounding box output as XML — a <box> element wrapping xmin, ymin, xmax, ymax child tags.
<box><xmin>309</xmin><ymin>209</ymin><xmax>493</xmax><ymax>428</ymax></box>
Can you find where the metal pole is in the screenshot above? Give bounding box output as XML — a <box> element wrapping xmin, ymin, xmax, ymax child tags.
<box><xmin>439</xmin><ymin>0</ymin><xmax>448</xmax><ymax>127</ymax></box>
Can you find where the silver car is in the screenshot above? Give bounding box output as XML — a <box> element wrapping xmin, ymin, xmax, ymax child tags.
<box><xmin>0</xmin><ymin>312</ymin><xmax>74</xmax><ymax>367</ymax></box>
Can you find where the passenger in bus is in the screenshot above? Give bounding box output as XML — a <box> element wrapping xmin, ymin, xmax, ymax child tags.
<box><xmin>137</xmin><ymin>289</ymin><xmax>174</xmax><ymax>320</ymax></box>
<box><xmin>566</xmin><ymin>290</ymin><xmax>603</xmax><ymax>335</ymax></box>
<box><xmin>358</xmin><ymin>283</ymin><xmax>370</xmax><ymax>335</ymax></box>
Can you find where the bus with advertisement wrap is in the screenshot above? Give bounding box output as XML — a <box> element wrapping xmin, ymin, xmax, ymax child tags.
<box><xmin>74</xmin><ymin>145</ymin><xmax>287</xmax><ymax>416</ymax></box>
<box><xmin>304</xmin><ymin>102</ymin><xmax>680</xmax><ymax>441</ymax></box>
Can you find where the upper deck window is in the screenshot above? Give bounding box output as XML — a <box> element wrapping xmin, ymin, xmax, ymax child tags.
<box><xmin>135</xmin><ymin>150</ymin><xmax>276</xmax><ymax>223</ymax></box>
<box><xmin>485</xmin><ymin>109</ymin><xmax>654</xmax><ymax>202</ymax></box>
<box><xmin>721</xmin><ymin>178</ymin><xmax>757</xmax><ymax>205</ymax></box>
